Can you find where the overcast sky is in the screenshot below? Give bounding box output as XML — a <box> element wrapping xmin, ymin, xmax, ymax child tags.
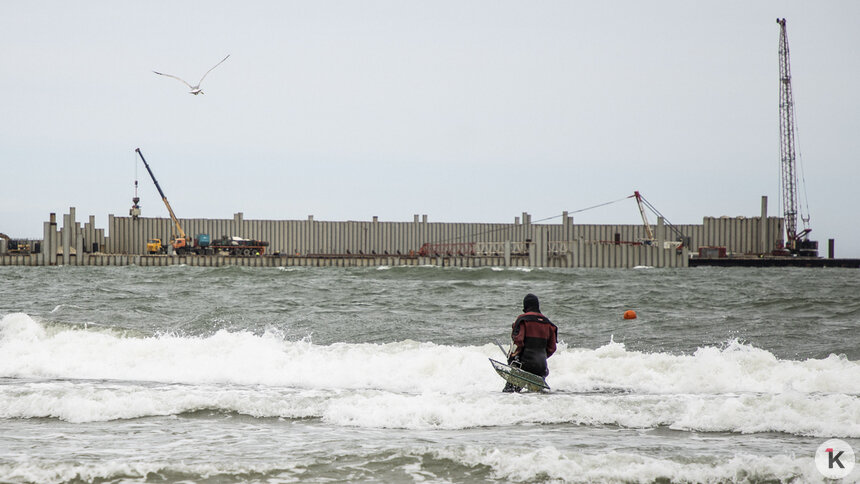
<box><xmin>2</xmin><ymin>1</ymin><xmax>858</xmax><ymax>257</ymax></box>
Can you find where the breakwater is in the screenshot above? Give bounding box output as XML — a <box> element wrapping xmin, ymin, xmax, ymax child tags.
<box><xmin>2</xmin><ymin>197</ymin><xmax>793</xmax><ymax>268</ymax></box>
<box><xmin>0</xmin><ymin>239</ymin><xmax>689</xmax><ymax>268</ymax></box>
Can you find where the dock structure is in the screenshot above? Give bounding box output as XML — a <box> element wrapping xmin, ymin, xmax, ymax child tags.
<box><xmin>4</xmin><ymin>196</ymin><xmax>848</xmax><ymax>268</ymax></box>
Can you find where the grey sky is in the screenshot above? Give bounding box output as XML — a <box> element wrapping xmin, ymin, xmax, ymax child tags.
<box><xmin>2</xmin><ymin>1</ymin><xmax>858</xmax><ymax>257</ymax></box>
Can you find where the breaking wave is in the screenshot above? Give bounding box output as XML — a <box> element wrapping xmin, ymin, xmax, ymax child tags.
<box><xmin>1</xmin><ymin>313</ymin><xmax>858</xmax><ymax>438</ymax></box>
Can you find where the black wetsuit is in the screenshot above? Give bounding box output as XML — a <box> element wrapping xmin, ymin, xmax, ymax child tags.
<box><xmin>510</xmin><ymin>311</ymin><xmax>557</xmax><ymax>377</ymax></box>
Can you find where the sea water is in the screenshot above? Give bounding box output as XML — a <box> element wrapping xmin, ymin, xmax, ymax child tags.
<box><xmin>0</xmin><ymin>265</ymin><xmax>857</xmax><ymax>483</ymax></box>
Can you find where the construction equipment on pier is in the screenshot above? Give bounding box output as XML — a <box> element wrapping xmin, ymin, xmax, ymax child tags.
<box><xmin>418</xmin><ymin>242</ymin><xmax>477</xmax><ymax>257</ymax></box>
<box><xmin>145</xmin><ymin>234</ymin><xmax>268</xmax><ymax>256</ymax></box>
<box><xmin>633</xmin><ymin>191</ymin><xmax>656</xmax><ymax>244</ymax></box>
<box><xmin>134</xmin><ymin>148</ymin><xmax>269</xmax><ymax>256</ymax></box>
<box><xmin>0</xmin><ymin>233</ymin><xmax>33</xmax><ymax>255</ymax></box>
<box><xmin>129</xmin><ymin>154</ymin><xmax>141</xmax><ymax>220</ymax></box>
<box><xmin>631</xmin><ymin>191</ymin><xmax>689</xmax><ymax>249</ymax></box>
<box><xmin>776</xmin><ymin>18</ymin><xmax>817</xmax><ymax>256</ymax></box>
<box><xmin>146</xmin><ymin>238</ymin><xmax>166</xmax><ymax>255</ymax></box>
<box><xmin>203</xmin><ymin>235</ymin><xmax>269</xmax><ymax>256</ymax></box>
<box><xmin>135</xmin><ymin>148</ymin><xmax>190</xmax><ymax>254</ymax></box>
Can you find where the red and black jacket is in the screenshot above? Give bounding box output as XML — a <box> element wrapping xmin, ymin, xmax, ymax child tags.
<box><xmin>511</xmin><ymin>312</ymin><xmax>558</xmax><ymax>377</ymax></box>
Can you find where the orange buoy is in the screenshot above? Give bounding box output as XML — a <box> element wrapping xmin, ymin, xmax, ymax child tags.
<box><xmin>623</xmin><ymin>310</ymin><xmax>637</xmax><ymax>320</ymax></box>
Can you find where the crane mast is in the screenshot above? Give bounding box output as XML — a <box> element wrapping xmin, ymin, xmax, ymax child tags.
<box><xmin>776</xmin><ymin>18</ymin><xmax>811</xmax><ymax>253</ymax></box>
<box><xmin>633</xmin><ymin>191</ymin><xmax>655</xmax><ymax>243</ymax></box>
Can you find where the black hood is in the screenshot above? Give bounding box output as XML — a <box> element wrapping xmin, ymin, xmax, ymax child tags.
<box><xmin>523</xmin><ymin>293</ymin><xmax>540</xmax><ymax>313</ymax></box>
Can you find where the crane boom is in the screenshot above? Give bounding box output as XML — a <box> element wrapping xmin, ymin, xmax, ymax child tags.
<box><xmin>630</xmin><ymin>191</ymin><xmax>689</xmax><ymax>249</ymax></box>
<box><xmin>633</xmin><ymin>191</ymin><xmax>655</xmax><ymax>243</ymax></box>
<box><xmin>134</xmin><ymin>148</ymin><xmax>188</xmax><ymax>246</ymax></box>
<box><xmin>776</xmin><ymin>18</ymin><xmax>810</xmax><ymax>252</ymax></box>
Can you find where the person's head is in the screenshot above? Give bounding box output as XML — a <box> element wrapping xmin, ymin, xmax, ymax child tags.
<box><xmin>523</xmin><ymin>293</ymin><xmax>540</xmax><ymax>313</ymax></box>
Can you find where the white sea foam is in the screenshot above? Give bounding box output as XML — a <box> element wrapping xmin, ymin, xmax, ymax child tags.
<box><xmin>2</xmin><ymin>313</ymin><xmax>858</xmax><ymax>437</ymax></box>
<box><xmin>0</xmin><ymin>381</ymin><xmax>326</xmax><ymax>423</ymax></box>
<box><xmin>428</xmin><ymin>446</ymin><xmax>827</xmax><ymax>484</ymax></box>
<box><xmin>2</xmin><ymin>380</ymin><xmax>856</xmax><ymax>437</ymax></box>
<box><xmin>0</xmin><ymin>460</ymin><xmax>308</xmax><ymax>484</ymax></box>
<box><xmin>552</xmin><ymin>338</ymin><xmax>860</xmax><ymax>395</ymax></box>
<box><xmin>0</xmin><ymin>446</ymin><xmax>831</xmax><ymax>484</ymax></box>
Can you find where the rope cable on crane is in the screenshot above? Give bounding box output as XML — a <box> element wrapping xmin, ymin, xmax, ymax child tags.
<box><xmin>429</xmin><ymin>195</ymin><xmax>633</xmax><ymax>244</ymax></box>
<box><xmin>794</xmin><ymin>120</ymin><xmax>812</xmax><ymax>228</ymax></box>
<box><xmin>635</xmin><ymin>192</ymin><xmax>687</xmax><ymax>241</ymax></box>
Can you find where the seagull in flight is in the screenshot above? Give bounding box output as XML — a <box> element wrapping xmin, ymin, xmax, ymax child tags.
<box><xmin>153</xmin><ymin>54</ymin><xmax>230</xmax><ymax>95</ymax></box>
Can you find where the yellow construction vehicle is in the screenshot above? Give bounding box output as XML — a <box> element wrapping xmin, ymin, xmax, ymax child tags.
<box><xmin>1</xmin><ymin>233</ymin><xmax>32</xmax><ymax>254</ymax></box>
<box><xmin>146</xmin><ymin>238</ymin><xmax>166</xmax><ymax>254</ymax></box>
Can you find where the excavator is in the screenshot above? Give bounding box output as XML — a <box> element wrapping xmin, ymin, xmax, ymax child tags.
<box><xmin>135</xmin><ymin>148</ymin><xmax>190</xmax><ymax>255</ymax></box>
<box><xmin>1</xmin><ymin>233</ymin><xmax>32</xmax><ymax>254</ymax></box>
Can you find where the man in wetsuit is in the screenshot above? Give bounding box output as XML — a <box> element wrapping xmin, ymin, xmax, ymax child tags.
<box><xmin>503</xmin><ymin>293</ymin><xmax>558</xmax><ymax>392</ymax></box>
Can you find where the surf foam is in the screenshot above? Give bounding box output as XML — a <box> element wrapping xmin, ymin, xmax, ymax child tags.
<box><xmin>2</xmin><ymin>313</ymin><xmax>858</xmax><ymax>437</ymax></box>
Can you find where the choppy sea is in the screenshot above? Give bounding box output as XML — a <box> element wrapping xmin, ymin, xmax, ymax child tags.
<box><xmin>1</xmin><ymin>265</ymin><xmax>858</xmax><ymax>483</ymax></box>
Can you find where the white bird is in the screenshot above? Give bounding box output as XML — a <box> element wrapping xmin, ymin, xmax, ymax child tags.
<box><xmin>153</xmin><ymin>54</ymin><xmax>230</xmax><ymax>95</ymax></box>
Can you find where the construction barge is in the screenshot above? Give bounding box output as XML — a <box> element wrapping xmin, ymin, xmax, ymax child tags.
<box><xmin>690</xmin><ymin>256</ymin><xmax>860</xmax><ymax>268</ymax></box>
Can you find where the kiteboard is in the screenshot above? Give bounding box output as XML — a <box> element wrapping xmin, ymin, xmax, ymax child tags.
<box><xmin>489</xmin><ymin>358</ymin><xmax>550</xmax><ymax>393</ymax></box>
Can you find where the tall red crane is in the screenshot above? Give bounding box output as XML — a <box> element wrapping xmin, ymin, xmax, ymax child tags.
<box><xmin>776</xmin><ymin>18</ymin><xmax>815</xmax><ymax>255</ymax></box>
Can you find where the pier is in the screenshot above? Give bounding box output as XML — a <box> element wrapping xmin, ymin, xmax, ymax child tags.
<box><xmin>1</xmin><ymin>196</ymin><xmax>851</xmax><ymax>268</ymax></box>
<box><xmin>689</xmin><ymin>256</ymin><xmax>860</xmax><ymax>268</ymax></box>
